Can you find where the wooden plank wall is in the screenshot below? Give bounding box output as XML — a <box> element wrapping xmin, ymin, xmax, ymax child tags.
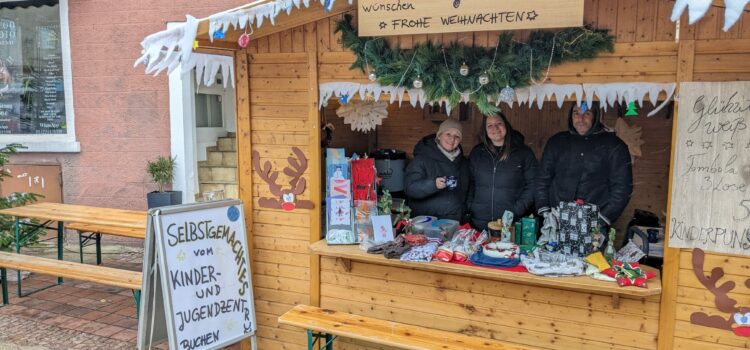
<box><xmin>660</xmin><ymin>38</ymin><xmax>750</xmax><ymax>350</ymax></box>
<box><xmin>231</xmin><ymin>1</ymin><xmax>750</xmax><ymax>349</ymax></box>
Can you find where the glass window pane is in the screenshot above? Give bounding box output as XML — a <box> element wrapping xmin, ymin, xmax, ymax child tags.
<box><xmin>0</xmin><ymin>1</ymin><xmax>66</xmax><ymax>135</ymax></box>
<box><xmin>195</xmin><ymin>93</ymin><xmax>222</xmax><ymax>128</ymax></box>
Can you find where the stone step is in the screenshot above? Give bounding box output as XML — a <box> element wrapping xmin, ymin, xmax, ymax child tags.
<box><xmin>198</xmin><ymin>165</ymin><xmax>237</xmax><ymax>183</ymax></box>
<box><xmin>217</xmin><ymin>137</ymin><xmax>236</xmax><ymax>152</ymax></box>
<box><xmin>199</xmin><ymin>183</ymin><xmax>238</xmax><ymax>199</ymax></box>
<box><xmin>206</xmin><ymin>149</ymin><xmax>237</xmax><ymax>167</ymax></box>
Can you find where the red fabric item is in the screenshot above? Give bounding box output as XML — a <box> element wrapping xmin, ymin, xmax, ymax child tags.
<box><xmin>602</xmin><ymin>261</ymin><xmax>656</xmax><ymax>288</ymax></box>
<box><xmin>441</xmin><ymin>259</ymin><xmax>529</xmax><ymax>273</ymax></box>
<box><xmin>352</xmin><ymin>158</ymin><xmax>377</xmax><ymax>200</ymax></box>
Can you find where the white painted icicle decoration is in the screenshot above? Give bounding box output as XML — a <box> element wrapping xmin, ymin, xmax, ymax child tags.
<box><xmin>183</xmin><ymin>53</ymin><xmax>235</xmax><ymax>88</ymax></box>
<box><xmin>135</xmin><ymin>0</ymin><xmax>353</xmax><ymax>76</ymax></box>
<box><xmin>671</xmin><ymin>0</ymin><xmax>749</xmax><ymax>31</ymax></box>
<box><xmin>320</xmin><ymin>82</ymin><xmax>676</xmax><ymax>117</ymax></box>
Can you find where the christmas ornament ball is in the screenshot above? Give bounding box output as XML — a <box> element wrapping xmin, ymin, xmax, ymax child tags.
<box><xmin>478</xmin><ymin>72</ymin><xmax>490</xmax><ymax>86</ymax></box>
<box><xmin>238</xmin><ymin>33</ymin><xmax>251</xmax><ymax>48</ymax></box>
<box><xmin>459</xmin><ymin>62</ymin><xmax>469</xmax><ymax>76</ymax></box>
<box><xmin>368</xmin><ymin>70</ymin><xmax>377</xmax><ymax>82</ymax></box>
<box><xmin>413</xmin><ymin>76</ymin><xmax>423</xmax><ymax>89</ymax></box>
<box><xmin>499</xmin><ymin>85</ymin><xmax>516</xmax><ymax>104</ymax></box>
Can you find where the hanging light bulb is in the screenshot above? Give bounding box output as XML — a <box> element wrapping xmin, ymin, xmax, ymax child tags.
<box><xmin>478</xmin><ymin>71</ymin><xmax>490</xmax><ymax>86</ymax></box>
<box><xmin>413</xmin><ymin>75</ymin><xmax>423</xmax><ymax>89</ymax></box>
<box><xmin>499</xmin><ymin>85</ymin><xmax>516</xmax><ymax>105</ymax></box>
<box><xmin>368</xmin><ymin>70</ymin><xmax>377</xmax><ymax>82</ymax></box>
<box><xmin>459</xmin><ymin>62</ymin><xmax>469</xmax><ymax>76</ymax></box>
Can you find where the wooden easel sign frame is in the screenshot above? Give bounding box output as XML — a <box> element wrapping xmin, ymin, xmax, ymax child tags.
<box><xmin>137</xmin><ymin>200</ymin><xmax>257</xmax><ymax>350</ymax></box>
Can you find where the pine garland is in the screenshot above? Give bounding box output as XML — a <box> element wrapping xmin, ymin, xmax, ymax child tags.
<box><xmin>335</xmin><ymin>15</ymin><xmax>614</xmax><ymax>115</ymax></box>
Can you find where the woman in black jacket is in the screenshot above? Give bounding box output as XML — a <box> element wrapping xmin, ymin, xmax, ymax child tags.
<box><xmin>404</xmin><ymin>119</ymin><xmax>470</xmax><ymax>221</ymax></box>
<box><xmin>468</xmin><ymin>112</ymin><xmax>537</xmax><ymax>231</ymax></box>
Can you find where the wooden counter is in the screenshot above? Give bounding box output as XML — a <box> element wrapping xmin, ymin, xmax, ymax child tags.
<box><xmin>311</xmin><ymin>239</ymin><xmax>662</xmax><ymax>349</ymax></box>
<box><xmin>310</xmin><ymin>240</ymin><xmax>661</xmax><ymax>299</ymax></box>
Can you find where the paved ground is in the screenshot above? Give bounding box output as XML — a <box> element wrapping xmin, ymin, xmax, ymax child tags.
<box><xmin>0</xmin><ymin>237</ymin><xmax>243</xmax><ymax>350</ymax></box>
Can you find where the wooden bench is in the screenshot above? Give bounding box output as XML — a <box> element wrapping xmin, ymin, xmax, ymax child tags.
<box><xmin>278</xmin><ymin>305</ymin><xmax>533</xmax><ymax>350</ymax></box>
<box><xmin>66</xmin><ymin>222</ymin><xmax>145</xmax><ymax>265</ymax></box>
<box><xmin>0</xmin><ymin>251</ymin><xmax>142</xmax><ymax>311</ymax></box>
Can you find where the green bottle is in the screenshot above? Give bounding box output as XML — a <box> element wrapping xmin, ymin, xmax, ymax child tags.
<box><xmin>604</xmin><ymin>228</ymin><xmax>616</xmax><ymax>262</ymax></box>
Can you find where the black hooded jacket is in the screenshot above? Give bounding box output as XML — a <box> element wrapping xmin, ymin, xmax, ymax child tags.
<box><xmin>467</xmin><ymin>131</ymin><xmax>537</xmax><ymax>231</ymax></box>
<box><xmin>404</xmin><ymin>135</ymin><xmax>470</xmax><ymax>221</ymax></box>
<box><xmin>535</xmin><ymin>105</ymin><xmax>633</xmax><ymax>224</ymax></box>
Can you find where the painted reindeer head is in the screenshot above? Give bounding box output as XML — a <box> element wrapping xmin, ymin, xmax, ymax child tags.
<box><xmin>252</xmin><ymin>147</ymin><xmax>314</xmax><ymax>211</ymax></box>
<box><xmin>690</xmin><ymin>248</ymin><xmax>750</xmax><ymax>336</ymax></box>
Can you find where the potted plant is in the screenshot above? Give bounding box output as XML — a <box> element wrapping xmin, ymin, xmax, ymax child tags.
<box><xmin>146</xmin><ymin>155</ymin><xmax>182</xmax><ymax>208</ymax></box>
<box><xmin>0</xmin><ymin>144</ymin><xmax>42</xmax><ymax>253</ymax></box>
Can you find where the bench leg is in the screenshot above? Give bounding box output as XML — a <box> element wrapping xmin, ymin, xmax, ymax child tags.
<box><xmin>1</xmin><ymin>267</ymin><xmax>8</xmax><ymax>306</ymax></box>
<box><xmin>96</xmin><ymin>233</ymin><xmax>102</xmax><ymax>265</ymax></box>
<box><xmin>57</xmin><ymin>221</ymin><xmax>63</xmax><ymax>284</ymax></box>
<box><xmin>79</xmin><ymin>232</ymin><xmax>85</xmax><ymax>263</ymax></box>
<box><xmin>133</xmin><ymin>290</ymin><xmax>140</xmax><ymax>318</ymax></box>
<box><xmin>307</xmin><ymin>330</ymin><xmax>336</xmax><ymax>350</ymax></box>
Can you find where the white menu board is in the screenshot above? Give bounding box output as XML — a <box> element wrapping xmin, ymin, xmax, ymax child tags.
<box><xmin>137</xmin><ymin>200</ymin><xmax>256</xmax><ymax>350</ymax></box>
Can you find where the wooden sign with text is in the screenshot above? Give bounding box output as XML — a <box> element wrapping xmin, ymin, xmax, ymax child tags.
<box><xmin>668</xmin><ymin>81</ymin><xmax>750</xmax><ymax>256</ymax></box>
<box><xmin>357</xmin><ymin>0</ymin><xmax>584</xmax><ymax>36</ymax></box>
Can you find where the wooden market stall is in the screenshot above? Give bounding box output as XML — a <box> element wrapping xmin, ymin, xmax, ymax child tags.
<box><xmin>136</xmin><ymin>1</ymin><xmax>750</xmax><ymax>349</ymax></box>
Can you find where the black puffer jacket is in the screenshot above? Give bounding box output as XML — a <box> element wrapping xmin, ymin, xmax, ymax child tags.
<box><xmin>535</xmin><ymin>109</ymin><xmax>633</xmax><ymax>224</ymax></box>
<box><xmin>404</xmin><ymin>135</ymin><xmax>470</xmax><ymax>221</ymax></box>
<box><xmin>468</xmin><ymin>131</ymin><xmax>537</xmax><ymax>231</ymax></box>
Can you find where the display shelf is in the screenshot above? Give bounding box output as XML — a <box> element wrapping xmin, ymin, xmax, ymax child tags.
<box><xmin>310</xmin><ymin>239</ymin><xmax>661</xmax><ymax>307</ymax></box>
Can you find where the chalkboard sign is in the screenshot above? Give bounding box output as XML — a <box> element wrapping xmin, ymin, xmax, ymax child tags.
<box><xmin>668</xmin><ymin>81</ymin><xmax>750</xmax><ymax>256</ymax></box>
<box><xmin>137</xmin><ymin>200</ymin><xmax>257</xmax><ymax>350</ymax></box>
<box><xmin>357</xmin><ymin>0</ymin><xmax>584</xmax><ymax>36</ymax></box>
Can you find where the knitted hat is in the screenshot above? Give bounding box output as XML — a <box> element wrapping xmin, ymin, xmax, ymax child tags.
<box><xmin>436</xmin><ymin>119</ymin><xmax>462</xmax><ymax>139</ymax></box>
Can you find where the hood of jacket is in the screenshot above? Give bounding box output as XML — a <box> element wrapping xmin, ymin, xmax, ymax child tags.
<box><xmin>568</xmin><ymin>101</ymin><xmax>605</xmax><ymax>136</ymax></box>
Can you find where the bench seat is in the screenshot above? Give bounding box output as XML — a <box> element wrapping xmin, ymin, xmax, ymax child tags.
<box><xmin>66</xmin><ymin>222</ymin><xmax>145</xmax><ymax>239</ymax></box>
<box><xmin>0</xmin><ymin>251</ymin><xmax>141</xmax><ymax>305</ymax></box>
<box><xmin>279</xmin><ymin>305</ymin><xmax>532</xmax><ymax>350</ymax></box>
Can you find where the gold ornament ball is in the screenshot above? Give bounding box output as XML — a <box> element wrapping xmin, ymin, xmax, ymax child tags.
<box><xmin>413</xmin><ymin>77</ymin><xmax>423</xmax><ymax>89</ymax></box>
<box><xmin>478</xmin><ymin>72</ymin><xmax>490</xmax><ymax>86</ymax></box>
<box><xmin>368</xmin><ymin>70</ymin><xmax>377</xmax><ymax>82</ymax></box>
<box><xmin>459</xmin><ymin>62</ymin><xmax>469</xmax><ymax>76</ymax></box>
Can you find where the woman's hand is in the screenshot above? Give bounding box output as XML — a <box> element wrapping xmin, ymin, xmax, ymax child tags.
<box><xmin>435</xmin><ymin>176</ymin><xmax>447</xmax><ymax>189</ymax></box>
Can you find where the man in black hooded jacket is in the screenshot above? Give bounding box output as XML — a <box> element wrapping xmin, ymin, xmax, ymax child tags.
<box><xmin>535</xmin><ymin>101</ymin><xmax>633</xmax><ymax>232</ymax></box>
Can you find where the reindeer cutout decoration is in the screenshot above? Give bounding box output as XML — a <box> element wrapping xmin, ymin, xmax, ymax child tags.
<box><xmin>690</xmin><ymin>248</ymin><xmax>750</xmax><ymax>336</ymax></box>
<box><xmin>252</xmin><ymin>147</ymin><xmax>314</xmax><ymax>211</ymax></box>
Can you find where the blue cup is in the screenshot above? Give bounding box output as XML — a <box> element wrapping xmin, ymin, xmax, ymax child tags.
<box><xmin>445</xmin><ymin>176</ymin><xmax>457</xmax><ymax>190</ymax></box>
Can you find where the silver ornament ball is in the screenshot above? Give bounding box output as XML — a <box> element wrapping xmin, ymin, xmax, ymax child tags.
<box><xmin>413</xmin><ymin>77</ymin><xmax>423</xmax><ymax>89</ymax></box>
<box><xmin>368</xmin><ymin>70</ymin><xmax>377</xmax><ymax>82</ymax></box>
<box><xmin>459</xmin><ymin>62</ymin><xmax>469</xmax><ymax>76</ymax></box>
<box><xmin>499</xmin><ymin>85</ymin><xmax>516</xmax><ymax>105</ymax></box>
<box><xmin>478</xmin><ymin>72</ymin><xmax>490</xmax><ymax>86</ymax></box>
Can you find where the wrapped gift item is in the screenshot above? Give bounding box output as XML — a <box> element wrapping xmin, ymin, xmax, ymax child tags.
<box><xmin>400</xmin><ymin>242</ymin><xmax>439</xmax><ymax>262</ymax></box>
<box><xmin>558</xmin><ymin>201</ymin><xmax>599</xmax><ymax>257</ymax></box>
<box><xmin>520</xmin><ymin>249</ymin><xmax>586</xmax><ymax>276</ymax></box>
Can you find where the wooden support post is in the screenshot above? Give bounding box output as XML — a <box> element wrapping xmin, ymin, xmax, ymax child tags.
<box><xmin>657</xmin><ymin>39</ymin><xmax>694</xmax><ymax>350</ymax></box>
<box><xmin>235</xmin><ymin>49</ymin><xmax>255</xmax><ymax>350</ymax></box>
<box><xmin>306</xmin><ymin>22</ymin><xmax>323</xmax><ymax>307</ymax></box>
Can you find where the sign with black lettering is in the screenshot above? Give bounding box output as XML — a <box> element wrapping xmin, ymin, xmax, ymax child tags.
<box><xmin>357</xmin><ymin>0</ymin><xmax>583</xmax><ymax>36</ymax></box>
<box><xmin>137</xmin><ymin>200</ymin><xmax>256</xmax><ymax>350</ymax></box>
<box><xmin>668</xmin><ymin>81</ymin><xmax>750</xmax><ymax>256</ymax></box>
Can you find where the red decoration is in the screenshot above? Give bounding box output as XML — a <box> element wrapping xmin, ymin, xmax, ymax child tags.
<box><xmin>238</xmin><ymin>33</ymin><xmax>251</xmax><ymax>48</ymax></box>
